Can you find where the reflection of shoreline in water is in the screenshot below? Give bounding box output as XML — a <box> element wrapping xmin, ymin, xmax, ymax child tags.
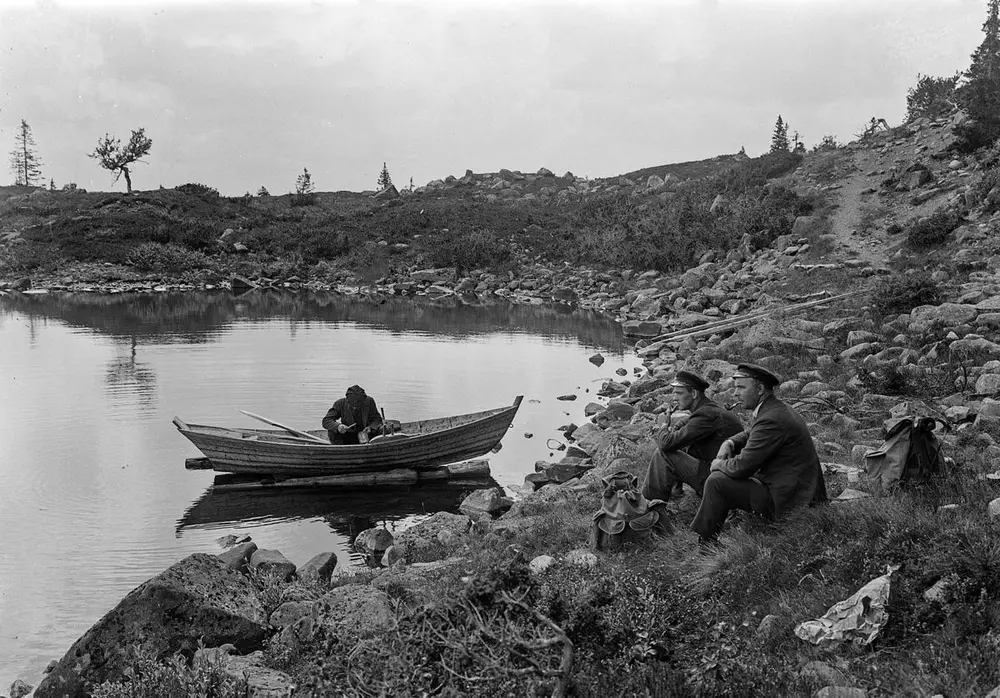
<box><xmin>176</xmin><ymin>474</ymin><xmax>499</xmax><ymax>544</ymax></box>
<box><xmin>0</xmin><ymin>288</ymin><xmax>624</xmax><ymax>352</ymax></box>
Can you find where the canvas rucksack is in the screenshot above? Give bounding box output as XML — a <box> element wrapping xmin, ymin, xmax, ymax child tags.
<box><xmin>864</xmin><ymin>416</ymin><xmax>947</xmax><ymax>488</ymax></box>
<box><xmin>590</xmin><ymin>471</ymin><xmax>671</xmax><ymax>552</ymax></box>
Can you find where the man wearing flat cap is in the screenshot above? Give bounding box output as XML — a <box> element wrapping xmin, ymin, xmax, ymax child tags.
<box><xmin>641</xmin><ymin>369</ymin><xmax>744</xmax><ymax>502</ymax></box>
<box><xmin>692</xmin><ymin>362</ymin><xmax>828</xmax><ymax>543</ymax></box>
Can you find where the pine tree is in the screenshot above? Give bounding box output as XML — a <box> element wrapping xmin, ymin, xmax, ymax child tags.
<box><xmin>957</xmin><ymin>0</ymin><xmax>1000</xmax><ymax>124</ymax></box>
<box><xmin>9</xmin><ymin>119</ymin><xmax>42</xmax><ymax>186</ymax></box>
<box><xmin>257</xmin><ymin>185</ymin><xmax>270</xmax><ymax>197</ymax></box>
<box><xmin>295</xmin><ymin>168</ymin><xmax>314</xmax><ymax>195</ymax></box>
<box><xmin>377</xmin><ymin>162</ymin><xmax>392</xmax><ymax>190</ymax></box>
<box><xmin>769</xmin><ymin>116</ymin><xmax>789</xmax><ymax>153</ymax></box>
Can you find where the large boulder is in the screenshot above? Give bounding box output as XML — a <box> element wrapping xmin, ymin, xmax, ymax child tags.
<box><xmin>909</xmin><ymin>303</ymin><xmax>978</xmax><ymax>332</ymax></box>
<box><xmin>34</xmin><ymin>554</ymin><xmax>269</xmax><ymax>698</ymax></box>
<box><xmin>250</xmin><ymin>548</ymin><xmax>296</xmax><ymax>581</ymax></box>
<box><xmin>298</xmin><ymin>552</ymin><xmax>338</xmax><ymax>584</ymax></box>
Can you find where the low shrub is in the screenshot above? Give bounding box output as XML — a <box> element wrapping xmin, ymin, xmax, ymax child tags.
<box><xmin>953</xmin><ymin>118</ymin><xmax>1000</xmax><ymax>155</ymax></box>
<box><xmin>125</xmin><ymin>242</ymin><xmax>209</xmax><ymax>273</ymax></box>
<box><xmin>174</xmin><ymin>183</ymin><xmax>219</xmax><ymax>199</ymax></box>
<box><xmin>870</xmin><ymin>272</ymin><xmax>942</xmax><ymax>316</ymax></box>
<box><xmin>906</xmin><ymin>209</ymin><xmax>965</xmax><ymax>249</ymax></box>
<box><xmin>90</xmin><ymin>644</ymin><xmax>249</xmax><ymax>698</ymax></box>
<box><xmin>420</xmin><ymin>227</ymin><xmax>514</xmax><ymax>272</ymax></box>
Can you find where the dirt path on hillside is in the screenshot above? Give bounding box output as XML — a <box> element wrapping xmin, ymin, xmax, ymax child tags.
<box><xmin>823</xmin><ymin>151</ymin><xmax>891</xmax><ymax>269</ymax></box>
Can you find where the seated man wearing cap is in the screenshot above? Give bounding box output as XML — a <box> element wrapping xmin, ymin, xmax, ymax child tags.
<box><xmin>692</xmin><ymin>363</ymin><xmax>828</xmax><ymax>543</ymax></box>
<box><xmin>641</xmin><ymin>369</ymin><xmax>744</xmax><ymax>502</ymax></box>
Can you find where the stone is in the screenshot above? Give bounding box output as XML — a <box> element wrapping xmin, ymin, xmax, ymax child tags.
<box><xmin>269</xmin><ymin>600</ymin><xmax>312</xmax><ymax>629</ymax></box>
<box><xmin>281</xmin><ymin>585</ymin><xmax>394</xmax><ymax>651</ymax></box>
<box><xmin>565</xmin><ymin>549</ymin><xmax>598</xmax><ymax>567</ymax></box>
<box><xmin>556</xmin><ymin>394</ymin><xmax>577</xmax><ymax>401</ymax></box>
<box><xmin>529</xmin><ymin>555</ymin><xmax>556</xmax><ymax>574</ymax></box>
<box><xmin>249</xmin><ymin>548</ymin><xmax>296</xmax><ymax>581</ymax></box>
<box><xmin>298</xmin><ymin>552</ymin><xmax>338</xmax><ymax>584</ymax></box>
<box><xmin>10</xmin><ymin>679</ymin><xmax>33</xmax><ymax>698</ymax></box>
<box><xmin>217</xmin><ymin>541</ymin><xmax>257</xmax><ymax>572</ymax></box>
<box><xmin>989</xmin><ymin>497</ymin><xmax>1000</xmax><ymax>519</ymax></box>
<box><xmin>33</xmin><ymin>554</ymin><xmax>268</xmax><ymax>698</ymax></box>
<box><xmin>597</xmin><ymin>380</ymin><xmax>628</xmax><ymax>397</ymax></box>
<box><xmin>589</xmin><ymin>353</ymin><xmax>605</xmax><ymax>366</ymax></box>
<box><xmin>216</xmin><ymin>651</ymin><xmax>294</xmax><ymax>698</ymax></box>
<box><xmin>459</xmin><ymin>487</ymin><xmax>509</xmax><ymax>518</ymax></box>
<box><xmin>976</xmin><ymin>374</ymin><xmax>1000</xmax><ymax>395</ymax></box>
<box><xmin>355</xmin><ymin>528</ymin><xmax>394</xmax><ymax>563</ymax></box>
<box><xmin>390</xmin><ymin>512</ymin><xmax>472</xmax><ymax>563</ymax></box>
<box><xmin>410</xmin><ymin>267</ymin><xmax>456</xmax><ymax>283</ymax></box>
<box><xmin>754</xmin><ymin>613</ymin><xmax>782</xmax><ymax>641</ymax></box>
<box><xmin>980</xmin><ymin>398</ymin><xmax>1000</xmax><ymax>418</ymax></box>
<box><xmin>923</xmin><ymin>574</ymin><xmax>958</xmax><ymax>603</ymax></box>
<box><xmin>622</xmin><ymin>320</ymin><xmax>662</xmax><ymax>337</ymax></box>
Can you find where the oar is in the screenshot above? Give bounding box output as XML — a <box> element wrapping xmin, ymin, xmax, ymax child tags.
<box><xmin>240</xmin><ymin>410</ymin><xmax>328</xmax><ymax>444</ymax></box>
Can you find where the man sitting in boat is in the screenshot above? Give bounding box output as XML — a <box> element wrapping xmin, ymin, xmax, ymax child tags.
<box><xmin>322</xmin><ymin>385</ymin><xmax>384</xmax><ymax>444</ymax></box>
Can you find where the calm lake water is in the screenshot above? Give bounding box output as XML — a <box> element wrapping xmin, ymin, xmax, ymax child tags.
<box><xmin>0</xmin><ymin>289</ymin><xmax>639</xmax><ymax>689</ymax></box>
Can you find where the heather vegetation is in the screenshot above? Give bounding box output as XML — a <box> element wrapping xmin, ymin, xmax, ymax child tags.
<box><xmin>0</xmin><ymin>148</ymin><xmax>809</xmax><ymax>285</ymax></box>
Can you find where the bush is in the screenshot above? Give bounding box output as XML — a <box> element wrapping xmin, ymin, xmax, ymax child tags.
<box><xmin>906</xmin><ymin>73</ymin><xmax>959</xmax><ymax>122</ymax></box>
<box><xmin>870</xmin><ymin>272</ymin><xmax>942</xmax><ymax>316</ymax></box>
<box><xmin>953</xmin><ymin>119</ymin><xmax>1000</xmax><ymax>155</ymax></box>
<box><xmin>174</xmin><ymin>183</ymin><xmax>219</xmax><ymax>199</ymax></box>
<box><xmin>126</xmin><ymin>242</ymin><xmax>209</xmax><ymax>273</ymax></box>
<box><xmin>421</xmin><ymin>228</ymin><xmax>514</xmax><ymax>272</ymax></box>
<box><xmin>906</xmin><ymin>209</ymin><xmax>964</xmax><ymax>249</ymax></box>
<box><xmin>91</xmin><ymin>644</ymin><xmax>249</xmax><ymax>698</ymax></box>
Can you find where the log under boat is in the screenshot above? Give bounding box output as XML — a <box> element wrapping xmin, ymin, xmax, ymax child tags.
<box><xmin>174</xmin><ymin>396</ymin><xmax>523</xmax><ymax>477</ymax></box>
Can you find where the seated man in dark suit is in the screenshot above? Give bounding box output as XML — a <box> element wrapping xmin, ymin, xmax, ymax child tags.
<box><xmin>641</xmin><ymin>370</ymin><xmax>744</xmax><ymax>502</ymax></box>
<box><xmin>692</xmin><ymin>363</ymin><xmax>828</xmax><ymax>544</ymax></box>
<box><xmin>322</xmin><ymin>384</ymin><xmax>384</xmax><ymax>445</ymax></box>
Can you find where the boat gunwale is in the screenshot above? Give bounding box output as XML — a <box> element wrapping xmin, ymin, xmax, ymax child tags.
<box><xmin>177</xmin><ymin>397</ymin><xmax>522</xmax><ymax>451</ymax></box>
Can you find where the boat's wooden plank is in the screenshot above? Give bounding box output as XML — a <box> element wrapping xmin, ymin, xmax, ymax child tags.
<box><xmin>211</xmin><ymin>468</ymin><xmax>420</xmax><ymax>490</ymax></box>
<box><xmin>185</xmin><ymin>457</ymin><xmax>213</xmax><ymax>470</ymax></box>
<box><xmin>445</xmin><ymin>459</ymin><xmax>491</xmax><ymax>478</ymax></box>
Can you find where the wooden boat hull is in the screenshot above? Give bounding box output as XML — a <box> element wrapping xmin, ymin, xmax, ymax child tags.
<box><xmin>175</xmin><ymin>396</ymin><xmax>522</xmax><ymax>476</ymax></box>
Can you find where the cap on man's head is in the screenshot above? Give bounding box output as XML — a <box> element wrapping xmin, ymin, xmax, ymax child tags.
<box><xmin>734</xmin><ymin>363</ymin><xmax>781</xmax><ymax>389</ymax></box>
<box><xmin>670</xmin><ymin>370</ymin><xmax>710</xmax><ymax>392</ymax></box>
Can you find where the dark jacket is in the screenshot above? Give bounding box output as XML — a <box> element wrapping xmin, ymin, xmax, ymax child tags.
<box><xmin>322</xmin><ymin>385</ymin><xmax>383</xmax><ymax>444</ymax></box>
<box><xmin>714</xmin><ymin>394</ymin><xmax>828</xmax><ymax>516</ymax></box>
<box><xmin>656</xmin><ymin>394</ymin><xmax>744</xmax><ymax>464</ymax></box>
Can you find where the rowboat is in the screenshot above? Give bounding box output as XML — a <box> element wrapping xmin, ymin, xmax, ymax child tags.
<box><xmin>173</xmin><ymin>396</ymin><xmax>523</xmax><ymax>477</ymax></box>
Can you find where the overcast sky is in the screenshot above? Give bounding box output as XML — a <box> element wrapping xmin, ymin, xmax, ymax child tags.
<box><xmin>0</xmin><ymin>0</ymin><xmax>987</xmax><ymax>195</ymax></box>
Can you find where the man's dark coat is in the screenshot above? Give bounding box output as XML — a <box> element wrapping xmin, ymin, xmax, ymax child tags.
<box><xmin>713</xmin><ymin>394</ymin><xmax>828</xmax><ymax>516</ymax></box>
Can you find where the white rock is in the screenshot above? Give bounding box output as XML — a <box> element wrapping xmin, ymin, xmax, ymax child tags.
<box><xmin>529</xmin><ymin>555</ymin><xmax>555</xmax><ymax>574</ymax></box>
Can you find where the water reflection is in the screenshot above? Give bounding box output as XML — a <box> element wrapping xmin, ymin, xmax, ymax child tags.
<box><xmin>0</xmin><ymin>289</ymin><xmax>624</xmax><ymax>351</ymax></box>
<box><xmin>178</xmin><ymin>475</ymin><xmax>495</xmax><ymax>545</ymax></box>
<box><xmin>104</xmin><ymin>335</ymin><xmax>157</xmax><ymax>410</ymax></box>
